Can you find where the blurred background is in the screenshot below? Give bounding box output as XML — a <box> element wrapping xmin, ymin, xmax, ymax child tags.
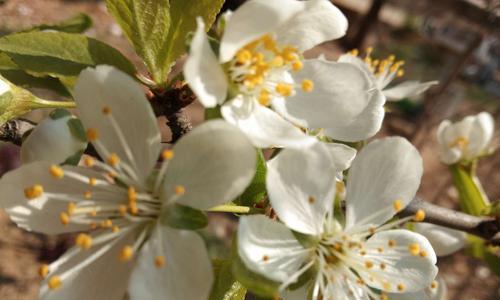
<box><xmin>0</xmin><ymin>0</ymin><xmax>498</xmax><ymax>299</ymax></box>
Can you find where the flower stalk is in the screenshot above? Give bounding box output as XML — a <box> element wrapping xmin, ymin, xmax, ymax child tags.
<box><xmin>449</xmin><ymin>161</ymin><xmax>490</xmax><ymax>216</ymax></box>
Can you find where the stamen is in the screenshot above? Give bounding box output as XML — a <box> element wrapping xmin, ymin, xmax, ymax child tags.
<box><xmin>84</xmin><ymin>191</ymin><xmax>92</xmax><ymax>199</ymax></box>
<box><xmin>83</xmin><ymin>157</ymin><xmax>94</xmax><ymax>167</ymax></box>
<box><xmin>112</xmin><ymin>226</ymin><xmax>120</xmax><ymax>233</ymax></box>
<box><xmin>364</xmin><ymin>261</ymin><xmax>374</xmax><ymax>269</ymax></box>
<box><xmin>397</xmin><ymin>283</ymin><xmax>405</xmax><ymax>291</ymax></box>
<box><xmin>162</xmin><ymin>149</ymin><xmax>174</xmax><ymax>160</ymax></box>
<box><xmin>47</xmin><ymin>276</ymin><xmax>62</xmax><ymax>290</ymax></box>
<box><xmin>308</xmin><ymin>196</ymin><xmax>316</xmax><ymax>204</ymax></box>
<box><xmin>155</xmin><ymin>255</ymin><xmax>166</xmax><ymax>268</ymax></box>
<box><xmin>24</xmin><ymin>184</ymin><xmax>44</xmax><ymax>200</ymax></box>
<box><xmin>430</xmin><ymin>280</ymin><xmax>438</xmax><ymax>289</ymax></box>
<box><xmin>419</xmin><ymin>250</ymin><xmax>428</xmax><ymax>257</ymax></box>
<box><xmin>67</xmin><ymin>202</ymin><xmax>76</xmax><ymax>215</ymax></box>
<box><xmin>119</xmin><ymin>245</ymin><xmax>134</xmax><ymax>262</ymax></box>
<box><xmin>101</xmin><ymin>106</ymin><xmax>111</xmax><ymax>115</ymax></box>
<box><xmin>86</xmin><ymin>128</ymin><xmax>98</xmax><ymax>141</ymax></box>
<box><xmin>59</xmin><ymin>212</ymin><xmax>70</xmax><ymax>225</ymax></box>
<box><xmin>262</xmin><ymin>255</ymin><xmax>269</xmax><ymax>262</ymax></box>
<box><xmin>38</xmin><ymin>264</ymin><xmax>49</xmax><ymax>278</ymax></box>
<box><xmin>292</xmin><ymin>61</ymin><xmax>303</xmax><ymax>71</ymax></box>
<box><xmin>408</xmin><ymin>243</ymin><xmax>420</xmax><ymax>256</ymax></box>
<box><xmin>75</xmin><ymin>233</ymin><xmax>93</xmax><ymax>250</ymax></box>
<box><xmin>388</xmin><ymin>239</ymin><xmax>396</xmax><ymax>247</ymax></box>
<box><xmin>128</xmin><ymin>186</ymin><xmax>137</xmax><ymax>202</ymax></box>
<box><xmin>276</xmin><ymin>83</ymin><xmax>293</xmax><ymax>97</ymax></box>
<box><xmin>301</xmin><ymin>79</ymin><xmax>314</xmax><ymax>92</ymax></box>
<box><xmin>174</xmin><ymin>185</ymin><xmax>185</xmax><ymax>195</ymax></box>
<box><xmin>393</xmin><ymin>199</ymin><xmax>402</xmax><ymax>212</ymax></box>
<box><xmin>414</xmin><ymin>209</ymin><xmax>425</xmax><ymax>222</ymax></box>
<box><xmin>49</xmin><ymin>165</ymin><xmax>64</xmax><ymax>179</ymax></box>
<box><xmin>107</xmin><ymin>153</ymin><xmax>120</xmax><ymax>167</ymax></box>
<box><xmin>258</xmin><ymin>89</ymin><xmax>270</xmax><ymax>106</ymax></box>
<box><xmin>88</xmin><ymin>177</ymin><xmax>97</xmax><ymax>186</ymax></box>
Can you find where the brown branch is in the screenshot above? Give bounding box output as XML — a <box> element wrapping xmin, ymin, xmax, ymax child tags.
<box><xmin>399</xmin><ymin>197</ymin><xmax>500</xmax><ymax>246</ymax></box>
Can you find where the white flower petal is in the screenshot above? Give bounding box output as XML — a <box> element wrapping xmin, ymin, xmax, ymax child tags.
<box><xmin>274</xmin><ymin>0</ymin><xmax>347</xmax><ymax>52</ymax></box>
<box><xmin>21</xmin><ymin>116</ymin><xmax>87</xmax><ymax>164</ymax></box>
<box><xmin>220</xmin><ymin>0</ymin><xmax>303</xmax><ymax>62</ymax></box>
<box><xmin>267</xmin><ymin>142</ymin><xmax>337</xmax><ymax>235</ymax></box>
<box><xmin>383</xmin><ymin>81</ymin><xmax>438</xmax><ymax>101</ymax></box>
<box><xmin>238</xmin><ymin>215</ymin><xmax>310</xmax><ymax>283</ymax></box>
<box><xmin>39</xmin><ymin>228</ymin><xmax>139</xmax><ymax>300</ymax></box>
<box><xmin>338</xmin><ymin>54</ymin><xmax>377</xmax><ymax>84</ymax></box>
<box><xmin>467</xmin><ymin>112</ymin><xmax>494</xmax><ymax>157</ymax></box>
<box><xmin>0</xmin><ymin>162</ymin><xmax>105</xmax><ymax>234</ymax></box>
<box><xmin>129</xmin><ymin>225</ymin><xmax>213</xmax><ymax>300</ymax></box>
<box><xmin>184</xmin><ymin>18</ymin><xmax>228</xmax><ymax>107</ymax></box>
<box><xmin>282</xmin><ymin>285</ymin><xmax>309</xmax><ymax>300</ymax></box>
<box><xmin>221</xmin><ymin>97</ymin><xmax>316</xmax><ymax>148</ymax></box>
<box><xmin>0</xmin><ymin>76</ymin><xmax>11</xmax><ymax>95</ymax></box>
<box><xmin>285</xmin><ymin>59</ymin><xmax>374</xmax><ymax>129</ymax></box>
<box><xmin>74</xmin><ymin>66</ymin><xmax>161</xmax><ymax>183</ymax></box>
<box><xmin>413</xmin><ymin>223</ymin><xmax>466</xmax><ymax>256</ymax></box>
<box><xmin>360</xmin><ymin>229</ymin><xmax>438</xmax><ymax>293</ymax></box>
<box><xmin>323</xmin><ymin>89</ymin><xmax>386</xmax><ymax>142</ymax></box>
<box><xmin>162</xmin><ymin>120</ymin><xmax>256</xmax><ymax>210</ymax></box>
<box><xmin>345</xmin><ymin>137</ymin><xmax>423</xmax><ymax>229</ymax></box>
<box><xmin>322</xmin><ymin>142</ymin><xmax>357</xmax><ymax>174</ymax></box>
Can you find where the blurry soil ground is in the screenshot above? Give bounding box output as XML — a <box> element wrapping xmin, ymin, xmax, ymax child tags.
<box><xmin>0</xmin><ymin>0</ymin><xmax>499</xmax><ymax>299</ymax></box>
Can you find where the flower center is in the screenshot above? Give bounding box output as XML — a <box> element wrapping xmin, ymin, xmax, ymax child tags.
<box><xmin>228</xmin><ymin>34</ymin><xmax>313</xmax><ymax>106</ymax></box>
<box><xmin>348</xmin><ymin>47</ymin><xmax>405</xmax><ymax>78</ymax></box>
<box><xmin>449</xmin><ymin>136</ymin><xmax>469</xmax><ymax>150</ymax></box>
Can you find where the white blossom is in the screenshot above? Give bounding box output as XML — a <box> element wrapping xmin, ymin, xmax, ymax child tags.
<box><xmin>437</xmin><ymin>112</ymin><xmax>494</xmax><ymax>164</ymax></box>
<box><xmin>238</xmin><ymin>137</ymin><xmax>438</xmax><ymax>299</ymax></box>
<box><xmin>0</xmin><ymin>66</ymin><xmax>256</xmax><ymax>300</ymax></box>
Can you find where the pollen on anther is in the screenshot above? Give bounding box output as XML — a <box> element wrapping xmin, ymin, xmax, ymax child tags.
<box><xmin>419</xmin><ymin>250</ymin><xmax>428</xmax><ymax>258</ymax></box>
<box><xmin>84</xmin><ymin>191</ymin><xmax>92</xmax><ymax>199</ymax></box>
<box><xmin>308</xmin><ymin>196</ymin><xmax>316</xmax><ymax>204</ymax></box>
<box><xmin>75</xmin><ymin>233</ymin><xmax>93</xmax><ymax>250</ymax></box>
<box><xmin>24</xmin><ymin>184</ymin><xmax>44</xmax><ymax>200</ymax></box>
<box><xmin>408</xmin><ymin>243</ymin><xmax>420</xmax><ymax>256</ymax></box>
<box><xmin>292</xmin><ymin>61</ymin><xmax>303</xmax><ymax>71</ymax></box>
<box><xmin>107</xmin><ymin>153</ymin><xmax>120</xmax><ymax>167</ymax></box>
<box><xmin>365</xmin><ymin>260</ymin><xmax>374</xmax><ymax>269</ymax></box>
<box><xmin>86</xmin><ymin>128</ymin><xmax>98</xmax><ymax>141</ymax></box>
<box><xmin>388</xmin><ymin>239</ymin><xmax>396</xmax><ymax>247</ymax></box>
<box><xmin>128</xmin><ymin>186</ymin><xmax>137</xmax><ymax>202</ymax></box>
<box><xmin>118</xmin><ymin>205</ymin><xmax>127</xmax><ymax>216</ymax></box>
<box><xmin>67</xmin><ymin>202</ymin><xmax>76</xmax><ymax>215</ymax></box>
<box><xmin>162</xmin><ymin>149</ymin><xmax>174</xmax><ymax>160</ymax></box>
<box><xmin>119</xmin><ymin>246</ymin><xmax>134</xmax><ymax>262</ymax></box>
<box><xmin>59</xmin><ymin>212</ymin><xmax>70</xmax><ymax>225</ymax></box>
<box><xmin>301</xmin><ymin>79</ymin><xmax>314</xmax><ymax>92</ymax></box>
<box><xmin>397</xmin><ymin>283</ymin><xmax>405</xmax><ymax>291</ymax></box>
<box><xmin>102</xmin><ymin>106</ymin><xmax>111</xmax><ymax>115</ymax></box>
<box><xmin>112</xmin><ymin>225</ymin><xmax>120</xmax><ymax>233</ymax></box>
<box><xmin>129</xmin><ymin>202</ymin><xmax>139</xmax><ymax>215</ymax></box>
<box><xmin>380</xmin><ymin>293</ymin><xmax>388</xmax><ymax>300</ymax></box>
<box><xmin>414</xmin><ymin>209</ymin><xmax>426</xmax><ymax>222</ymax></box>
<box><xmin>84</xmin><ymin>157</ymin><xmax>94</xmax><ymax>167</ymax></box>
<box><xmin>262</xmin><ymin>255</ymin><xmax>269</xmax><ymax>262</ymax></box>
<box><xmin>101</xmin><ymin>219</ymin><xmax>113</xmax><ymax>228</ymax></box>
<box><xmin>48</xmin><ymin>276</ymin><xmax>62</xmax><ymax>290</ymax></box>
<box><xmin>275</xmin><ymin>82</ymin><xmax>293</xmax><ymax>97</ymax></box>
<box><xmin>38</xmin><ymin>264</ymin><xmax>49</xmax><ymax>278</ymax></box>
<box><xmin>49</xmin><ymin>165</ymin><xmax>64</xmax><ymax>179</ymax></box>
<box><xmin>88</xmin><ymin>177</ymin><xmax>97</xmax><ymax>186</ymax></box>
<box><xmin>174</xmin><ymin>185</ymin><xmax>185</xmax><ymax>195</ymax></box>
<box><xmin>393</xmin><ymin>199</ymin><xmax>402</xmax><ymax>212</ymax></box>
<box><xmin>154</xmin><ymin>256</ymin><xmax>166</xmax><ymax>268</ymax></box>
<box><xmin>380</xmin><ymin>263</ymin><xmax>386</xmax><ymax>270</ymax></box>
<box><xmin>430</xmin><ymin>280</ymin><xmax>438</xmax><ymax>289</ymax></box>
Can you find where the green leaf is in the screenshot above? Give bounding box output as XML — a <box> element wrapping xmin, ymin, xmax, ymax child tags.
<box><xmin>235</xmin><ymin>150</ymin><xmax>267</xmax><ymax>206</ymax></box>
<box><xmin>164</xmin><ymin>0</ymin><xmax>225</xmax><ymax>77</ymax></box>
<box><xmin>49</xmin><ymin>108</ymin><xmax>72</xmax><ymax>120</ymax></box>
<box><xmin>0</xmin><ymin>69</ymin><xmax>71</xmax><ymax>97</ymax></box>
<box><xmin>231</xmin><ymin>235</ymin><xmax>280</xmax><ymax>298</ymax></box>
<box><xmin>160</xmin><ymin>203</ymin><xmax>208</xmax><ymax>230</ymax></box>
<box><xmin>0</xmin><ymin>52</ymin><xmax>18</xmax><ymax>70</ymax></box>
<box><xmin>66</xmin><ymin>118</ymin><xmax>87</xmax><ymax>143</ymax></box>
<box><xmin>105</xmin><ymin>0</ymin><xmax>171</xmax><ymax>83</ymax></box>
<box><xmin>23</xmin><ymin>13</ymin><xmax>93</xmax><ymax>34</ymax></box>
<box><xmin>0</xmin><ymin>31</ymin><xmax>136</xmax><ymax>77</ymax></box>
<box><xmin>210</xmin><ymin>259</ymin><xmax>247</xmax><ymax>300</ymax></box>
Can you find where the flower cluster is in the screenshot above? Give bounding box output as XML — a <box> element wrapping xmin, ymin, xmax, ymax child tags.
<box><xmin>1</xmin><ymin>0</ymin><xmax>487</xmax><ymax>300</ymax></box>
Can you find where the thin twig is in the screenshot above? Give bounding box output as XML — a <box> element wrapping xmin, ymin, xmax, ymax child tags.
<box><xmin>0</xmin><ymin>118</ymin><xmax>36</xmax><ymax>145</ymax></box>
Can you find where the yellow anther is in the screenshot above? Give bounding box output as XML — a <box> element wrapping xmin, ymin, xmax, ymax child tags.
<box><xmin>388</xmin><ymin>55</ymin><xmax>395</xmax><ymax>61</ymax></box>
<box><xmin>89</xmin><ymin>222</ymin><xmax>97</xmax><ymax>230</ymax></box>
<box><xmin>382</xmin><ymin>282</ymin><xmax>391</xmax><ymax>291</ymax></box>
<box><xmin>380</xmin><ymin>262</ymin><xmax>386</xmax><ymax>270</ymax></box>
<box><xmin>101</xmin><ymin>219</ymin><xmax>113</xmax><ymax>228</ymax></box>
<box><xmin>119</xmin><ymin>246</ymin><xmax>134</xmax><ymax>262</ymax></box>
<box><xmin>258</xmin><ymin>89</ymin><xmax>270</xmax><ymax>106</ymax></box>
<box><xmin>86</xmin><ymin>128</ymin><xmax>98</xmax><ymax>141</ymax></box>
<box><xmin>88</xmin><ymin>177</ymin><xmax>97</xmax><ymax>186</ymax></box>
<box><xmin>48</xmin><ymin>276</ymin><xmax>62</xmax><ymax>290</ymax></box>
<box><xmin>38</xmin><ymin>264</ymin><xmax>49</xmax><ymax>278</ymax></box>
<box><xmin>102</xmin><ymin>106</ymin><xmax>111</xmax><ymax>115</ymax></box>
<box><xmin>118</xmin><ymin>205</ymin><xmax>127</xmax><ymax>216</ymax></box>
<box><xmin>162</xmin><ymin>149</ymin><xmax>174</xmax><ymax>160</ymax></box>
<box><xmin>414</xmin><ymin>209</ymin><xmax>426</xmax><ymax>222</ymax></box>
<box><xmin>388</xmin><ymin>239</ymin><xmax>396</xmax><ymax>247</ymax></box>
<box><xmin>393</xmin><ymin>199</ymin><xmax>402</xmax><ymax>212</ymax></box>
<box><xmin>88</xmin><ymin>210</ymin><xmax>97</xmax><ymax>217</ymax></box>
<box><xmin>349</xmin><ymin>49</ymin><xmax>359</xmax><ymax>56</ymax></box>
<box><xmin>397</xmin><ymin>283</ymin><xmax>405</xmax><ymax>291</ymax></box>
<box><xmin>369</xmin><ymin>227</ymin><xmax>376</xmax><ymax>235</ymax></box>
<box><xmin>270</xmin><ymin>55</ymin><xmax>284</xmax><ymax>67</ymax></box>
<box><xmin>129</xmin><ymin>202</ymin><xmax>138</xmax><ymax>215</ymax></box>
<box><xmin>449</xmin><ymin>136</ymin><xmax>469</xmax><ymax>149</ymax></box>
<box><xmin>84</xmin><ymin>191</ymin><xmax>92</xmax><ymax>199</ymax></box>
<box><xmin>430</xmin><ymin>280</ymin><xmax>438</xmax><ymax>289</ymax></box>
<box><xmin>380</xmin><ymin>293</ymin><xmax>388</xmax><ymax>300</ymax></box>
<box><xmin>262</xmin><ymin>255</ymin><xmax>269</xmax><ymax>262</ymax></box>
<box><xmin>292</xmin><ymin>60</ymin><xmax>303</xmax><ymax>71</ymax></box>
<box><xmin>49</xmin><ymin>165</ymin><xmax>64</xmax><ymax>179</ymax></box>
<box><xmin>154</xmin><ymin>256</ymin><xmax>166</xmax><ymax>268</ymax></box>
<box><xmin>408</xmin><ymin>243</ymin><xmax>420</xmax><ymax>256</ymax></box>
<box><xmin>366</xmin><ymin>47</ymin><xmax>373</xmax><ymax>54</ymax></box>
<box><xmin>59</xmin><ymin>212</ymin><xmax>70</xmax><ymax>225</ymax></box>
<box><xmin>276</xmin><ymin>82</ymin><xmax>293</xmax><ymax>97</ymax></box>
<box><xmin>360</xmin><ymin>250</ymin><xmax>367</xmax><ymax>256</ymax></box>
<box><xmin>419</xmin><ymin>250</ymin><xmax>428</xmax><ymax>257</ymax></box>
<box><xmin>236</xmin><ymin>49</ymin><xmax>252</xmax><ymax>64</ymax></box>
<box><xmin>377</xmin><ymin>247</ymin><xmax>384</xmax><ymax>253</ymax></box>
<box><xmin>128</xmin><ymin>186</ymin><xmax>137</xmax><ymax>203</ymax></box>
<box><xmin>67</xmin><ymin>202</ymin><xmax>76</xmax><ymax>215</ymax></box>
<box><xmin>365</xmin><ymin>261</ymin><xmax>374</xmax><ymax>269</ymax></box>
<box><xmin>397</xmin><ymin>69</ymin><xmax>404</xmax><ymax>77</ymax></box>
<box><xmin>24</xmin><ymin>184</ymin><xmax>44</xmax><ymax>200</ymax></box>
<box><xmin>175</xmin><ymin>185</ymin><xmax>185</xmax><ymax>196</ymax></box>
<box><xmin>112</xmin><ymin>225</ymin><xmax>120</xmax><ymax>233</ymax></box>
<box><xmin>107</xmin><ymin>153</ymin><xmax>120</xmax><ymax>167</ymax></box>
<box><xmin>308</xmin><ymin>196</ymin><xmax>316</xmax><ymax>204</ymax></box>
<box><xmin>301</xmin><ymin>79</ymin><xmax>314</xmax><ymax>92</ymax></box>
<box><xmin>262</xmin><ymin>35</ymin><xmax>277</xmax><ymax>50</ymax></box>
<box><xmin>83</xmin><ymin>157</ymin><xmax>94</xmax><ymax>167</ymax></box>
<box><xmin>282</xmin><ymin>46</ymin><xmax>298</xmax><ymax>61</ymax></box>
<box><xmin>75</xmin><ymin>233</ymin><xmax>93</xmax><ymax>250</ymax></box>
